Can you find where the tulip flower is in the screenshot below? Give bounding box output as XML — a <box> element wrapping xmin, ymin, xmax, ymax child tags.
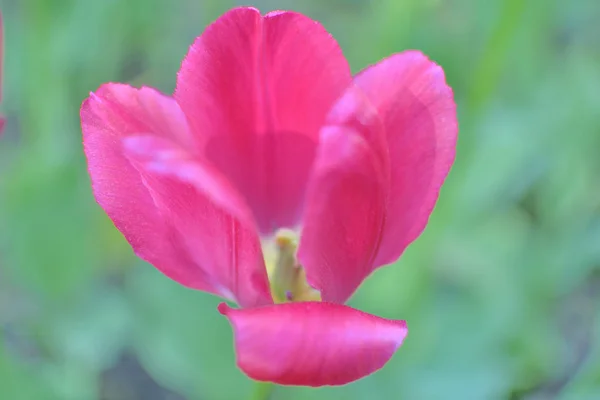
<box><xmin>80</xmin><ymin>7</ymin><xmax>457</xmax><ymax>387</ymax></box>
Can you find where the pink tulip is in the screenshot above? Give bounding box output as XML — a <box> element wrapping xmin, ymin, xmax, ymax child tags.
<box><xmin>81</xmin><ymin>7</ymin><xmax>457</xmax><ymax>387</ymax></box>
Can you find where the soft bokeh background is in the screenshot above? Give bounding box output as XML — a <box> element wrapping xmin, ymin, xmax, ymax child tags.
<box><xmin>1</xmin><ymin>0</ymin><xmax>600</xmax><ymax>399</ymax></box>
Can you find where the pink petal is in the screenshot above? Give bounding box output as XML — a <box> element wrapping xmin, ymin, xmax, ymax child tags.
<box><xmin>354</xmin><ymin>51</ymin><xmax>458</xmax><ymax>267</ymax></box>
<box><xmin>219</xmin><ymin>302</ymin><xmax>407</xmax><ymax>386</ymax></box>
<box><xmin>175</xmin><ymin>7</ymin><xmax>352</xmax><ymax>233</ymax></box>
<box><xmin>123</xmin><ymin>135</ymin><xmax>253</xmax><ymax>227</ymax></box>
<box><xmin>298</xmin><ymin>87</ymin><xmax>389</xmax><ymax>304</ymax></box>
<box><xmin>123</xmin><ymin>135</ymin><xmax>272</xmax><ymax>307</ymax></box>
<box><xmin>81</xmin><ymin>84</ymin><xmax>271</xmax><ymax>307</ymax></box>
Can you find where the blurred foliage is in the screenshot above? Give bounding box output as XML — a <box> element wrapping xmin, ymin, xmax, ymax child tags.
<box><xmin>1</xmin><ymin>0</ymin><xmax>600</xmax><ymax>399</ymax></box>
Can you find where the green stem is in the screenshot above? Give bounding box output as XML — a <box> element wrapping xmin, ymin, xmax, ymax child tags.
<box><xmin>250</xmin><ymin>381</ymin><xmax>275</xmax><ymax>400</ymax></box>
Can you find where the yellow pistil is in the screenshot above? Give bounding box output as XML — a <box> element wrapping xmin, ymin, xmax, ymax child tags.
<box><xmin>263</xmin><ymin>228</ymin><xmax>321</xmax><ymax>304</ymax></box>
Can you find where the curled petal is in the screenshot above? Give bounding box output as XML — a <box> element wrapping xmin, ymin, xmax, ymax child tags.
<box><xmin>81</xmin><ymin>84</ymin><xmax>271</xmax><ymax>307</ymax></box>
<box><xmin>123</xmin><ymin>136</ymin><xmax>253</xmax><ymax>228</ymax></box>
<box><xmin>123</xmin><ymin>136</ymin><xmax>272</xmax><ymax>307</ymax></box>
<box><xmin>81</xmin><ymin>84</ymin><xmax>192</xmax><ymax>275</ymax></box>
<box><xmin>85</xmin><ymin>83</ymin><xmax>195</xmax><ymax>148</ymax></box>
<box><xmin>219</xmin><ymin>302</ymin><xmax>407</xmax><ymax>386</ymax></box>
<box><xmin>354</xmin><ymin>51</ymin><xmax>458</xmax><ymax>267</ymax></box>
<box><xmin>298</xmin><ymin>87</ymin><xmax>389</xmax><ymax>303</ymax></box>
<box><xmin>175</xmin><ymin>7</ymin><xmax>352</xmax><ymax>233</ymax></box>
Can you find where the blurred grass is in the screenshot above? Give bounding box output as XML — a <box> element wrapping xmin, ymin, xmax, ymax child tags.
<box><xmin>1</xmin><ymin>0</ymin><xmax>600</xmax><ymax>399</ymax></box>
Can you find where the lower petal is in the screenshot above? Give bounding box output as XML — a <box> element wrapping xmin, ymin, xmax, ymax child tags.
<box><xmin>219</xmin><ymin>302</ymin><xmax>407</xmax><ymax>386</ymax></box>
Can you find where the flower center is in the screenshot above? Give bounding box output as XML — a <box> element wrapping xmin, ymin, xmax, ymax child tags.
<box><xmin>262</xmin><ymin>228</ymin><xmax>321</xmax><ymax>304</ymax></box>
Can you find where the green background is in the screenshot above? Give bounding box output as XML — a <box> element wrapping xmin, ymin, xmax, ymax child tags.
<box><xmin>1</xmin><ymin>0</ymin><xmax>600</xmax><ymax>399</ymax></box>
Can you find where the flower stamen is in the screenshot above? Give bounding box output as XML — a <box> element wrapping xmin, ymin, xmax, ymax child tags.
<box><xmin>263</xmin><ymin>228</ymin><xmax>321</xmax><ymax>303</ymax></box>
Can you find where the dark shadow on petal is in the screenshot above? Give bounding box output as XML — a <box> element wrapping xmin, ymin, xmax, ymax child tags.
<box><xmin>206</xmin><ymin>131</ymin><xmax>317</xmax><ymax>235</ymax></box>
